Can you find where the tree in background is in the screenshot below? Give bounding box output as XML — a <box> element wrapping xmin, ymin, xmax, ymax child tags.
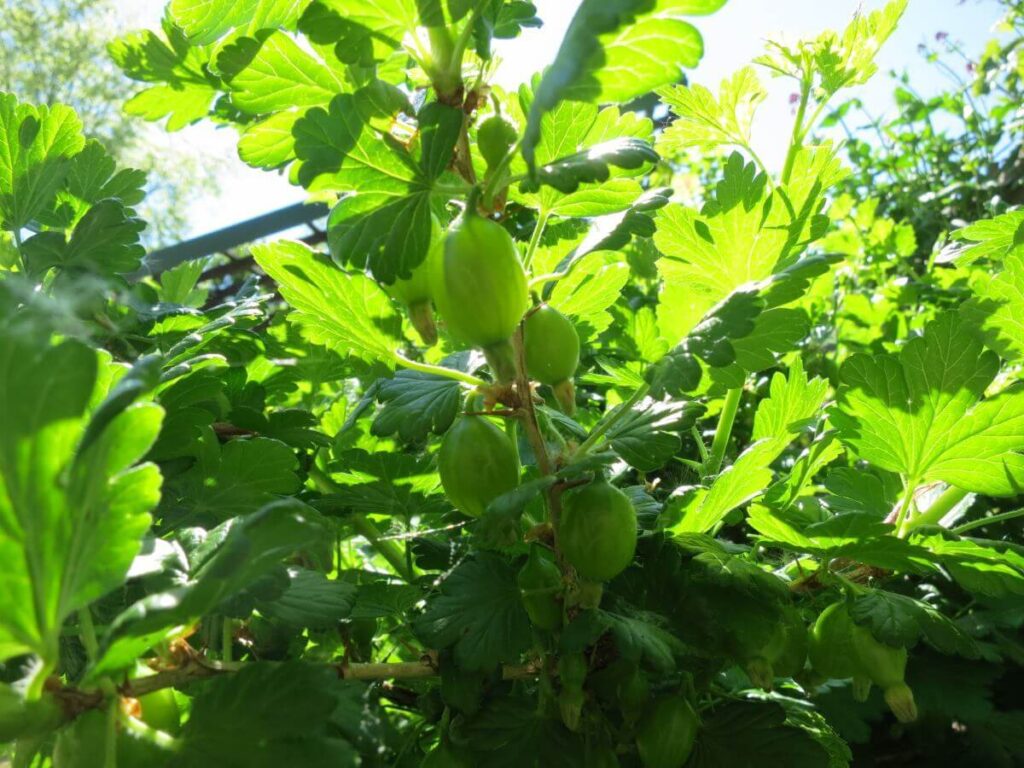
<box><xmin>0</xmin><ymin>0</ymin><xmax>217</xmax><ymax>245</ymax></box>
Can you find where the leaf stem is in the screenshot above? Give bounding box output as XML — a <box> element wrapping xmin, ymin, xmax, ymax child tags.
<box><xmin>522</xmin><ymin>209</ymin><xmax>550</xmax><ymax>272</ymax></box>
<box><xmin>781</xmin><ymin>82</ymin><xmax>811</xmax><ymax>186</ymax></box>
<box><xmin>574</xmin><ymin>383</ymin><xmax>650</xmax><ymax>459</ymax></box>
<box><xmin>704</xmin><ymin>386</ymin><xmax>743</xmax><ymax>476</ymax></box>
<box><xmin>394</xmin><ymin>352</ymin><xmax>487</xmax><ymax>387</ymax></box>
<box><xmin>903</xmin><ymin>485</ymin><xmax>972</xmax><ymax>534</ymax></box>
<box><xmin>78</xmin><ymin>607</ymin><xmax>100</xmax><ymax>662</ymax></box>
<box><xmin>309</xmin><ymin>466</ymin><xmax>418</xmax><ymax>582</ymax></box>
<box><xmin>951</xmin><ymin>506</ymin><xmax>1024</xmax><ymax>535</ymax></box>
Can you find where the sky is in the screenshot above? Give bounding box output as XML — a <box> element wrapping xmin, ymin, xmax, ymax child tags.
<box><xmin>116</xmin><ymin>0</ymin><xmax>1003</xmax><ymax>240</ymax></box>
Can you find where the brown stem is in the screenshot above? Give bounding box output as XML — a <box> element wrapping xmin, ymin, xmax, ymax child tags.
<box><xmin>511</xmin><ymin>325</ymin><xmax>570</xmax><ymax>570</ymax></box>
<box><xmin>512</xmin><ymin>326</ymin><xmax>551</xmax><ymax>477</ymax></box>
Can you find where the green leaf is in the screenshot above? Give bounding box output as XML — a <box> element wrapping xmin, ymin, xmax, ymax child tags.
<box><xmin>110</xmin><ymin>25</ymin><xmax>220</xmax><ymax>131</ymax></box>
<box><xmin>317</xmin><ymin>0</ymin><xmax>420</xmax><ymax>61</ymax></box>
<box><xmin>848</xmin><ymin>590</ymin><xmax>978</xmax><ymax>657</ymax></box>
<box><xmin>180</xmin><ymin>662</ymin><xmax>357</xmax><ymax>766</ymax></box>
<box><xmin>605</xmin><ymin>397</ymin><xmax>702</xmax><ymax>471</ymax></box>
<box><xmin>414</xmin><ymin>553</ymin><xmax>531</xmax><ymax>670</ymax></box>
<box><xmin>170</xmin><ymin>0</ymin><xmax>314</xmax><ymax>45</ymax></box>
<box><xmin>670</xmin><ymin>362</ymin><xmax>827</xmax><ymax>533</ymax></box>
<box><xmin>690</xmin><ymin>700</ymin><xmax>831</xmax><ymax>768</ymax></box>
<box><xmin>349</xmin><ymin>582</ymin><xmax>422</xmax><ymax>619</ymax></box>
<box><xmin>522</xmin><ymin>0</ymin><xmax>725</xmax><ymax>169</ymax></box>
<box><xmin>548</xmin><ymin>251</ymin><xmax>630</xmax><ymax>336</ymax></box>
<box><xmin>946</xmin><ymin>209</ymin><xmax>1024</xmax><ymax>266</ymax></box>
<box><xmin>832</xmin><ymin>313</ymin><xmax>1024</xmax><ymax>495</ymax></box>
<box><xmin>239</xmin><ymin>110</ymin><xmax>302</xmax><ymax>169</ymax></box>
<box><xmin>0</xmin><ymin>335</ymin><xmax>162</xmax><ymax>669</ymax></box>
<box><xmin>231</xmin><ymin>31</ymin><xmax>343</xmax><ymax>113</ymax></box>
<box><xmin>519</xmin><ymin>138</ymin><xmax>657</xmax><ymax>196</ymax></box>
<box><xmin>253</xmin><ymin>239</ymin><xmax>402</xmax><ymax>367</ymax></box>
<box><xmin>961</xmin><ymin>250</ymin><xmax>1024</xmax><ymax>361</ymax></box>
<box><xmin>654</xmin><ymin>150</ymin><xmax>843</xmax><ymax>343</ymax></box>
<box><xmin>0</xmin><ymin>93</ymin><xmax>85</xmax><ymax>230</ymax></box>
<box><xmin>371</xmin><ymin>353</ymin><xmax>471</xmax><ymax>442</ymax></box>
<box><xmin>462</xmin><ymin>695</ymin><xmax>584</xmax><ymax>767</ymax></box>
<box><xmin>514</xmin><ymin>95</ymin><xmax>652</xmax><ymax>214</ymax></box>
<box><xmin>645</xmin><ymin>289</ymin><xmax>763</xmax><ymax>398</ymax></box>
<box><xmin>544</xmin><ymin>179</ymin><xmax>645</xmax><ymax>218</ymax></box>
<box><xmin>752</xmin><ymin>359</ymin><xmax>829</xmax><ymax>442</ymax></box>
<box><xmin>657</xmin><ymin>66</ymin><xmax>766</xmax><ymax>155</ymax></box>
<box><xmin>321</xmin><ymin>450</ymin><xmax>441</xmax><ymax>517</ymax></box>
<box><xmin>41</xmin><ymin>140</ymin><xmax>147</xmax><ymax>229</ymax></box>
<box><xmin>747</xmin><ymin>509</ymin><xmax>933</xmax><ymax>573</ymax></box>
<box><xmin>125</xmin><ymin>84</ymin><xmax>217</xmax><ymax>131</ymax></box>
<box><xmin>814</xmin><ymin>0</ymin><xmax>907</xmax><ymax>95</ymax></box>
<box><xmin>169</xmin><ymin>433</ymin><xmax>300</xmax><ymax>521</ymax></box>
<box><xmin>92</xmin><ymin>500</ymin><xmax>326</xmax><ymax>677</ymax></box>
<box><xmin>321</xmin><ymin>101</ymin><xmax>462</xmax><ymax>283</ymax></box>
<box><xmin>667</xmin><ymin>440</ymin><xmax>778</xmax><ymax>534</ymax></box>
<box><xmin>709</xmin><ymin>308</ymin><xmax>810</xmax><ymax>388</ymax></box>
<box><xmin>910</xmin><ymin>532</ymin><xmax>1024</xmax><ymax>598</ymax></box>
<box><xmin>254</xmin><ymin>567</ymin><xmax>356</xmax><ymax>628</ymax></box>
<box><xmin>22</xmin><ymin>199</ymin><xmax>146</xmax><ymax>278</ymax></box>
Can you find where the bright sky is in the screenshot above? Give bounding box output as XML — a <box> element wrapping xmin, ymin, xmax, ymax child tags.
<box><xmin>118</xmin><ymin>0</ymin><xmax>1002</xmax><ymax>239</ymax></box>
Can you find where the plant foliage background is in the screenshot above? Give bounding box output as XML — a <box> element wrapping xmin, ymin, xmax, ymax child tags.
<box><xmin>1</xmin><ymin>0</ymin><xmax>1024</xmax><ymax>766</ymax></box>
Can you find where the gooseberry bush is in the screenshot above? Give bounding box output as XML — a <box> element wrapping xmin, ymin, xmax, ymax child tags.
<box><xmin>2</xmin><ymin>0</ymin><xmax>1024</xmax><ymax>765</ymax></box>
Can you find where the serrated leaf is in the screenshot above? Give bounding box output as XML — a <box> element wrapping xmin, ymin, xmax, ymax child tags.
<box><xmin>110</xmin><ymin>25</ymin><xmax>219</xmax><ymax>131</ymax></box>
<box><xmin>747</xmin><ymin>508</ymin><xmax>933</xmax><ymax>573</ymax></box>
<box><xmin>239</xmin><ymin>109</ymin><xmax>302</xmax><ymax>169</ymax></box>
<box><xmin>654</xmin><ymin>149</ymin><xmax>842</xmax><ymax>343</ymax></box>
<box><xmin>180</xmin><ymin>661</ymin><xmax>357</xmax><ymax>766</ymax></box>
<box><xmin>961</xmin><ymin>250</ymin><xmax>1024</xmax><ymax>361</ymax></box>
<box><xmin>231</xmin><ymin>31</ymin><xmax>343</xmax><ymax>113</ymax></box>
<box><xmin>253</xmin><ymin>239</ymin><xmax>402</xmax><ymax>367</ymax></box>
<box><xmin>548</xmin><ymin>251</ymin><xmax>629</xmax><ymax>336</ymax></box>
<box><xmin>689</xmin><ymin>700</ymin><xmax>830</xmax><ymax>768</ymax></box>
<box><xmin>520</xmin><ymin>138</ymin><xmax>657</xmax><ymax>196</ymax></box>
<box><xmin>22</xmin><ymin>199</ymin><xmax>146</xmax><ymax>277</ymax></box>
<box><xmin>605</xmin><ymin>397</ymin><xmax>702</xmax><ymax>471</ymax></box>
<box><xmin>0</xmin><ymin>335</ymin><xmax>162</xmax><ymax>669</ymax></box>
<box><xmin>414</xmin><ymin>553</ymin><xmax>531</xmax><ymax>670</ymax></box>
<box><xmin>372</xmin><ymin>353</ymin><xmax>469</xmax><ymax>442</ymax></box>
<box><xmin>255</xmin><ymin>567</ymin><xmax>356</xmax><ymax>628</ymax></box>
<box><xmin>848</xmin><ymin>590</ymin><xmax>978</xmax><ymax>657</ymax></box>
<box><xmin>832</xmin><ymin>312</ymin><xmax>1024</xmax><ymax>495</ymax></box>
<box><xmin>170</xmin><ymin>0</ymin><xmax>313</xmax><ymax>45</ymax></box>
<box><xmin>910</xmin><ymin>532</ymin><xmax>1024</xmax><ymax>598</ymax></box>
<box><xmin>657</xmin><ymin>66</ymin><xmax>766</xmax><ymax>155</ymax></box>
<box><xmin>168</xmin><ymin>434</ymin><xmax>300</xmax><ymax>522</ymax></box>
<box><xmin>752</xmin><ymin>359</ymin><xmax>829</xmax><ymax>442</ymax></box>
<box><xmin>320</xmin><ymin>101</ymin><xmax>461</xmax><ymax>283</ymax></box>
<box><xmin>944</xmin><ymin>209</ymin><xmax>1024</xmax><ymax>266</ymax></box>
<box><xmin>0</xmin><ymin>94</ymin><xmax>85</xmax><ymax>230</ymax></box>
<box><xmin>522</xmin><ymin>0</ymin><xmax>725</xmax><ymax>169</ymax></box>
<box><xmin>92</xmin><ymin>500</ymin><xmax>327</xmax><ymax>677</ymax></box>
<box><xmin>461</xmin><ymin>695</ymin><xmax>584</xmax><ymax>768</ymax></box>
